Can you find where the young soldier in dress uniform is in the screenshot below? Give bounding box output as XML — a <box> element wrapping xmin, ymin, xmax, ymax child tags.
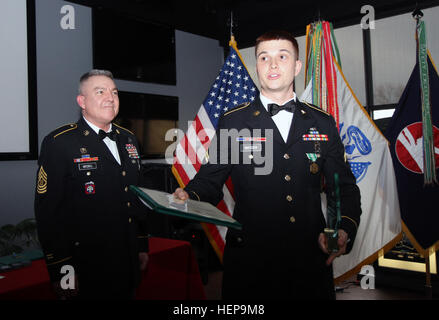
<box><xmin>35</xmin><ymin>70</ymin><xmax>149</xmax><ymax>299</ymax></box>
<box><xmin>174</xmin><ymin>31</ymin><xmax>361</xmax><ymax>299</ymax></box>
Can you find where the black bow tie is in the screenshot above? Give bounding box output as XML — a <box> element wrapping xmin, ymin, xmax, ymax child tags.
<box><xmin>98</xmin><ymin>129</ymin><xmax>116</xmax><ymax>141</ymax></box>
<box><xmin>268</xmin><ymin>100</ymin><xmax>296</xmax><ymax>116</ymax></box>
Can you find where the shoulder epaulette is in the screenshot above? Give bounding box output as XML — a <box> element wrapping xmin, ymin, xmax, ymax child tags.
<box><xmin>53</xmin><ymin>123</ymin><xmax>77</xmax><ymax>139</ymax></box>
<box><xmin>113</xmin><ymin>123</ymin><xmax>135</xmax><ymax>135</ymax></box>
<box><xmin>223</xmin><ymin>102</ymin><xmax>251</xmax><ymax>116</ymax></box>
<box><xmin>302</xmin><ymin>102</ymin><xmax>330</xmax><ymax>116</ymax></box>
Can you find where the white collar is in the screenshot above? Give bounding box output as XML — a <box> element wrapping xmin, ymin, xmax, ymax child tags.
<box><xmin>259</xmin><ymin>93</ymin><xmax>296</xmax><ymax>111</ymax></box>
<box><xmin>82</xmin><ymin>116</ymin><xmax>113</xmax><ymax>135</ymax></box>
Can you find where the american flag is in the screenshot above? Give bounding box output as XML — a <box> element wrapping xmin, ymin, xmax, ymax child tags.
<box><xmin>172</xmin><ymin>37</ymin><xmax>259</xmax><ymax>261</ymax></box>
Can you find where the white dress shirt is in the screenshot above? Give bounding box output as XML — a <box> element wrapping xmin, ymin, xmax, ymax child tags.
<box><xmin>83</xmin><ymin>117</ymin><xmax>121</xmax><ymax>165</ymax></box>
<box><xmin>259</xmin><ymin>93</ymin><xmax>296</xmax><ymax>143</ymax></box>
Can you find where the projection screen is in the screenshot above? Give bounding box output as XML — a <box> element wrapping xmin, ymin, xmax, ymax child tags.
<box><xmin>0</xmin><ymin>0</ymin><xmax>37</xmax><ymax>160</ymax></box>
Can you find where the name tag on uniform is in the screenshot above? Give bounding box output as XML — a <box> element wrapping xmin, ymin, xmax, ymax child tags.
<box><xmin>240</xmin><ymin>144</ymin><xmax>262</xmax><ymax>152</ymax></box>
<box><xmin>78</xmin><ymin>162</ymin><xmax>97</xmax><ymax>171</ymax></box>
<box><xmin>237</xmin><ymin>137</ymin><xmax>264</xmax><ymax>153</ymax></box>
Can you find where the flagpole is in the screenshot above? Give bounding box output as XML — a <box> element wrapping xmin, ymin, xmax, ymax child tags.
<box><xmin>228</xmin><ymin>11</ymin><xmax>238</xmax><ymax>51</ymax></box>
<box><xmin>226</xmin><ymin>15</ymin><xmax>252</xmax><ymax>78</ymax></box>
<box><xmin>425</xmin><ymin>248</ymin><xmax>433</xmax><ymax>299</ymax></box>
<box><xmin>229</xmin><ymin>11</ymin><xmax>234</xmax><ymax>38</ymax></box>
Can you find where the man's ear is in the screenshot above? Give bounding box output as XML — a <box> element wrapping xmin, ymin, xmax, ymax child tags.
<box><xmin>294</xmin><ymin>60</ymin><xmax>302</xmax><ymax>77</ymax></box>
<box><xmin>77</xmin><ymin>95</ymin><xmax>85</xmax><ymax>110</ymax></box>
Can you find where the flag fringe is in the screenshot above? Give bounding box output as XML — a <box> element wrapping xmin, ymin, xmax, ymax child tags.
<box><xmin>171</xmin><ymin>165</ymin><xmax>185</xmax><ymax>188</ymax></box>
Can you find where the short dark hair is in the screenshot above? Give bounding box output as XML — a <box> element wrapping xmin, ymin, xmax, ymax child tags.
<box><xmin>78</xmin><ymin>69</ymin><xmax>114</xmax><ymax>94</ymax></box>
<box><xmin>255</xmin><ymin>30</ymin><xmax>299</xmax><ymax>60</ymax></box>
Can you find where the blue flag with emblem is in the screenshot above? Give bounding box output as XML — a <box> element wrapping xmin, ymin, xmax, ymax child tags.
<box><xmin>384</xmin><ymin>53</ymin><xmax>439</xmax><ymax>250</ymax></box>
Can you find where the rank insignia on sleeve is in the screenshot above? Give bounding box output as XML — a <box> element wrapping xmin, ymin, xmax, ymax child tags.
<box><xmin>85</xmin><ymin>181</ymin><xmax>95</xmax><ymax>195</ymax></box>
<box><xmin>37</xmin><ymin>166</ymin><xmax>47</xmax><ymax>194</ymax></box>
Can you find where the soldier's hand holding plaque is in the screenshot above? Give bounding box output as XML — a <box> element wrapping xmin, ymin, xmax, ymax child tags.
<box><xmin>318</xmin><ymin>173</ymin><xmax>349</xmax><ymax>265</ymax></box>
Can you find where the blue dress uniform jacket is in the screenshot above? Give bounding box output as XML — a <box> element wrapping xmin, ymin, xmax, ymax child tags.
<box><xmin>185</xmin><ymin>98</ymin><xmax>361</xmax><ymax>299</ymax></box>
<box><xmin>34</xmin><ymin>117</ymin><xmax>149</xmax><ymax>298</ymax></box>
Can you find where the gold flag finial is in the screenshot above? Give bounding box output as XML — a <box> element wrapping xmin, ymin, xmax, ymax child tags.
<box><xmin>229</xmin><ymin>35</ymin><xmax>237</xmax><ymax>47</ymax></box>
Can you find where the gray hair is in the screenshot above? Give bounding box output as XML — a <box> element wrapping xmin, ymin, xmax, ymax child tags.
<box><xmin>78</xmin><ymin>69</ymin><xmax>114</xmax><ymax>94</ymax></box>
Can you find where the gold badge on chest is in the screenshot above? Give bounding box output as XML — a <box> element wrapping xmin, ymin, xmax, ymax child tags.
<box><xmin>310</xmin><ymin>162</ymin><xmax>319</xmax><ymax>174</ymax></box>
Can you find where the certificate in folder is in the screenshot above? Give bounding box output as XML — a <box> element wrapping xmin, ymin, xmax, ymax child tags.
<box><xmin>130</xmin><ymin>185</ymin><xmax>242</xmax><ymax>230</ymax></box>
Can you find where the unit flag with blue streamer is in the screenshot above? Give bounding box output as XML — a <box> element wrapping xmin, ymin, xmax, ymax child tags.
<box><xmin>300</xmin><ymin>21</ymin><xmax>402</xmax><ymax>281</ymax></box>
<box><xmin>384</xmin><ymin>16</ymin><xmax>439</xmax><ymax>251</ymax></box>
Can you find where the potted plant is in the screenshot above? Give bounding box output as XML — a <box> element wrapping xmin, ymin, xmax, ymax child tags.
<box><xmin>0</xmin><ymin>218</ymin><xmax>40</xmax><ymax>257</ymax></box>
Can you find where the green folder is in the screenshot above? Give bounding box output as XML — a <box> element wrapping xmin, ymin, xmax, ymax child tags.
<box><xmin>130</xmin><ymin>185</ymin><xmax>242</xmax><ymax>230</ymax></box>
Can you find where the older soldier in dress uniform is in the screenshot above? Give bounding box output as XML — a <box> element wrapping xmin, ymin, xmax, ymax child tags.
<box><xmin>174</xmin><ymin>31</ymin><xmax>361</xmax><ymax>299</ymax></box>
<box><xmin>35</xmin><ymin>70</ymin><xmax>149</xmax><ymax>299</ymax></box>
